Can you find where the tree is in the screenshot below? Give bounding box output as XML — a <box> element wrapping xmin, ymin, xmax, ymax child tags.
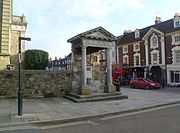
<box><xmin>24</xmin><ymin>49</ymin><xmax>49</xmax><ymax>70</ymax></box>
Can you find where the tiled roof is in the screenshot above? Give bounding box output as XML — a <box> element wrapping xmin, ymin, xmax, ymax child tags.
<box><xmin>118</xmin><ymin>18</ymin><xmax>180</xmax><ymax>45</ymax></box>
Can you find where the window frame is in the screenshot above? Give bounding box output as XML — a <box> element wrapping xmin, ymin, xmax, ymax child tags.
<box><xmin>123</xmin><ymin>55</ymin><xmax>129</xmax><ymax>65</ymax></box>
<box><xmin>133</xmin><ymin>43</ymin><xmax>140</xmax><ymax>52</ymax></box>
<box><xmin>172</xmin><ymin>34</ymin><xmax>180</xmax><ymax>45</ymax></box>
<box><xmin>174</xmin><ymin>50</ymin><xmax>180</xmax><ymax>64</ymax></box>
<box><xmin>172</xmin><ymin>46</ymin><xmax>180</xmax><ymax>65</ymax></box>
<box><xmin>123</xmin><ymin>46</ymin><xmax>128</xmax><ymax>54</ymax></box>
<box><xmin>133</xmin><ymin>53</ymin><xmax>141</xmax><ymax>66</ymax></box>
<box><xmin>135</xmin><ymin>30</ymin><xmax>140</xmax><ymax>38</ymax></box>
<box><xmin>151</xmin><ymin>50</ymin><xmax>159</xmax><ymax>65</ymax></box>
<box><xmin>150</xmin><ymin>34</ymin><xmax>159</xmax><ymax>49</ymax></box>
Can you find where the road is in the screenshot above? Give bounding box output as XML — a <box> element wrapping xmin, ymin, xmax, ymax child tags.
<box><xmin>1</xmin><ymin>103</ymin><xmax>180</xmax><ymax>133</ymax></box>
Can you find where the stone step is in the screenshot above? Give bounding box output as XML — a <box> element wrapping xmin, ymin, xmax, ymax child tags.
<box><xmin>64</xmin><ymin>93</ymin><xmax>128</xmax><ymax>103</ymax></box>
<box><xmin>66</xmin><ymin>92</ymin><xmax>122</xmax><ymax>99</ymax></box>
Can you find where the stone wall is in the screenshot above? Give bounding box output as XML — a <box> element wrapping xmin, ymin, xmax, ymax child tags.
<box><xmin>0</xmin><ymin>70</ymin><xmax>73</xmax><ymax>98</ymax></box>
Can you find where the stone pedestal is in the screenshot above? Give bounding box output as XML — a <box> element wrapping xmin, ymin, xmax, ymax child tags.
<box><xmin>79</xmin><ymin>85</ymin><xmax>91</xmax><ymax>95</ymax></box>
<box><xmin>104</xmin><ymin>84</ymin><xmax>116</xmax><ymax>93</ymax></box>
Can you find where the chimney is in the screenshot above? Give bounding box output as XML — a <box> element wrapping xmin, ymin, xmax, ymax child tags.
<box><xmin>124</xmin><ymin>30</ymin><xmax>132</xmax><ymax>35</ymax></box>
<box><xmin>174</xmin><ymin>12</ymin><xmax>180</xmax><ymax>18</ymax></box>
<box><xmin>155</xmin><ymin>17</ymin><xmax>162</xmax><ymax>24</ymax></box>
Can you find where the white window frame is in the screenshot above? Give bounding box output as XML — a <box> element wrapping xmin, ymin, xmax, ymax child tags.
<box><xmin>151</xmin><ymin>50</ymin><xmax>159</xmax><ymax>65</ymax></box>
<box><xmin>133</xmin><ymin>43</ymin><xmax>140</xmax><ymax>52</ymax></box>
<box><xmin>172</xmin><ymin>46</ymin><xmax>180</xmax><ymax>64</ymax></box>
<box><xmin>150</xmin><ymin>34</ymin><xmax>159</xmax><ymax>49</ymax></box>
<box><xmin>172</xmin><ymin>34</ymin><xmax>180</xmax><ymax>45</ymax></box>
<box><xmin>123</xmin><ymin>46</ymin><xmax>128</xmax><ymax>54</ymax></box>
<box><xmin>174</xmin><ymin>16</ymin><xmax>180</xmax><ymax>28</ymax></box>
<box><xmin>133</xmin><ymin>53</ymin><xmax>141</xmax><ymax>66</ymax></box>
<box><xmin>123</xmin><ymin>55</ymin><xmax>129</xmax><ymax>65</ymax></box>
<box><xmin>135</xmin><ymin>29</ymin><xmax>140</xmax><ymax>38</ymax></box>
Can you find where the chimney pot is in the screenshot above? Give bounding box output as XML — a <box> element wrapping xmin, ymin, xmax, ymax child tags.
<box><xmin>155</xmin><ymin>16</ymin><xmax>162</xmax><ymax>24</ymax></box>
<box><xmin>174</xmin><ymin>12</ymin><xmax>180</xmax><ymax>17</ymax></box>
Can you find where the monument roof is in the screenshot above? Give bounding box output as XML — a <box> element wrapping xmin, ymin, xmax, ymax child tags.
<box><xmin>67</xmin><ymin>26</ymin><xmax>116</xmax><ymax>43</ymax></box>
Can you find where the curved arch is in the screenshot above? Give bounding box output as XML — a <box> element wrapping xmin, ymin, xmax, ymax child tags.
<box><xmin>133</xmin><ymin>53</ymin><xmax>141</xmax><ymax>66</ymax></box>
<box><xmin>150</xmin><ymin>34</ymin><xmax>158</xmax><ymax>49</ymax></box>
<box><xmin>151</xmin><ymin>49</ymin><xmax>159</xmax><ymax>65</ymax></box>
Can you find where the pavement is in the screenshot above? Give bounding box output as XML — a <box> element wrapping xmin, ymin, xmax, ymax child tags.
<box><xmin>0</xmin><ymin>86</ymin><xmax>180</xmax><ymax>127</ymax></box>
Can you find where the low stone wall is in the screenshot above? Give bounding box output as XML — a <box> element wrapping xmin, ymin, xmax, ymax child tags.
<box><xmin>0</xmin><ymin>70</ymin><xmax>73</xmax><ymax>98</ymax></box>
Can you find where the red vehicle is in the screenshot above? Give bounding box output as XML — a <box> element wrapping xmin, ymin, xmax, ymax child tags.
<box><xmin>130</xmin><ymin>78</ymin><xmax>161</xmax><ymax>89</ymax></box>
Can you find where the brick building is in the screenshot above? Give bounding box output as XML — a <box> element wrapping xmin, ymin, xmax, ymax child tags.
<box><xmin>117</xmin><ymin>13</ymin><xmax>180</xmax><ymax>86</ymax></box>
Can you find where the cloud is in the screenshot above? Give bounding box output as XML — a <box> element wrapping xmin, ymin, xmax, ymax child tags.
<box><xmin>14</xmin><ymin>0</ymin><xmax>144</xmax><ymax>57</ymax></box>
<box><xmin>128</xmin><ymin>0</ymin><xmax>143</xmax><ymax>9</ymax></box>
<box><xmin>64</xmin><ymin>0</ymin><xmax>143</xmax><ymax>20</ymax></box>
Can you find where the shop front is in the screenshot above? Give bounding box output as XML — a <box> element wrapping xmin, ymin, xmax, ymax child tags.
<box><xmin>167</xmin><ymin>65</ymin><xmax>180</xmax><ymax>86</ymax></box>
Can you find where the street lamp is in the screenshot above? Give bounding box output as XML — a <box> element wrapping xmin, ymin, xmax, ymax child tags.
<box><xmin>18</xmin><ymin>36</ymin><xmax>31</xmax><ymax>116</ymax></box>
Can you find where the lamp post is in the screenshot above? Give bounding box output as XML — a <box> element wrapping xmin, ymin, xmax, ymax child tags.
<box><xmin>18</xmin><ymin>36</ymin><xmax>31</xmax><ymax>116</ymax></box>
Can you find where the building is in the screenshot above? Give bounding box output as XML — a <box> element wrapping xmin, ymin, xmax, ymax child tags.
<box><xmin>48</xmin><ymin>57</ymin><xmax>69</xmax><ymax>70</ymax></box>
<box><xmin>117</xmin><ymin>13</ymin><xmax>180</xmax><ymax>86</ymax></box>
<box><xmin>0</xmin><ymin>0</ymin><xmax>28</xmax><ymax>70</ymax></box>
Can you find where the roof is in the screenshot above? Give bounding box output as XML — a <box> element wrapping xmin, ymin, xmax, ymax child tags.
<box><xmin>118</xmin><ymin>18</ymin><xmax>180</xmax><ymax>45</ymax></box>
<box><xmin>67</xmin><ymin>26</ymin><xmax>117</xmax><ymax>43</ymax></box>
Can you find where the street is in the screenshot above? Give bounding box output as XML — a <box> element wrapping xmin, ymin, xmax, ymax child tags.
<box><xmin>1</xmin><ymin>103</ymin><xmax>180</xmax><ymax>133</ymax></box>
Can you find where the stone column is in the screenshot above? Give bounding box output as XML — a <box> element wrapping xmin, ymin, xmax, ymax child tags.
<box><xmin>106</xmin><ymin>48</ymin><xmax>112</xmax><ymax>84</ymax></box>
<box><xmin>144</xmin><ymin>67</ymin><xmax>147</xmax><ymax>79</ymax></box>
<box><xmin>161</xmin><ymin>36</ymin><xmax>165</xmax><ymax>65</ymax></box>
<box><xmin>80</xmin><ymin>45</ymin><xmax>91</xmax><ymax>95</ymax></box>
<box><xmin>82</xmin><ymin>45</ymin><xmax>87</xmax><ymax>85</ymax></box>
<box><xmin>144</xmin><ymin>40</ymin><xmax>149</xmax><ymax>66</ymax></box>
<box><xmin>116</xmin><ymin>46</ymin><xmax>119</xmax><ymax>64</ymax></box>
<box><xmin>71</xmin><ymin>45</ymin><xmax>74</xmax><ymax>71</ymax></box>
<box><xmin>104</xmin><ymin>48</ymin><xmax>116</xmax><ymax>93</ymax></box>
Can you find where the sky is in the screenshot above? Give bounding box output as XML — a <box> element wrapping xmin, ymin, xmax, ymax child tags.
<box><xmin>13</xmin><ymin>0</ymin><xmax>180</xmax><ymax>59</ymax></box>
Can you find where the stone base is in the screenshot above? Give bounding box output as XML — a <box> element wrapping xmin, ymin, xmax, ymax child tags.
<box><xmin>0</xmin><ymin>55</ymin><xmax>10</xmax><ymax>70</ymax></box>
<box><xmin>79</xmin><ymin>85</ymin><xmax>92</xmax><ymax>95</ymax></box>
<box><xmin>104</xmin><ymin>84</ymin><xmax>116</xmax><ymax>93</ymax></box>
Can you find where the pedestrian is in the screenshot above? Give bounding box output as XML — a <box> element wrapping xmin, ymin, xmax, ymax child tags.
<box><xmin>113</xmin><ymin>74</ymin><xmax>121</xmax><ymax>92</ymax></box>
<box><xmin>161</xmin><ymin>80</ymin><xmax>165</xmax><ymax>89</ymax></box>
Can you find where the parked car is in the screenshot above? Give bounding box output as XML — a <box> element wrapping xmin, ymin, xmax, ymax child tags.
<box><xmin>130</xmin><ymin>78</ymin><xmax>161</xmax><ymax>89</ymax></box>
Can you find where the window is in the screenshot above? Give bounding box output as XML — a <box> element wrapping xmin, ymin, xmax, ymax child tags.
<box><xmin>175</xmin><ymin>71</ymin><xmax>180</xmax><ymax>83</ymax></box>
<box><xmin>150</xmin><ymin>34</ymin><xmax>158</xmax><ymax>49</ymax></box>
<box><xmin>87</xmin><ymin>67</ymin><xmax>91</xmax><ymax>71</ymax></box>
<box><xmin>174</xmin><ymin>50</ymin><xmax>180</xmax><ymax>64</ymax></box>
<box><xmin>123</xmin><ymin>55</ymin><xmax>129</xmax><ymax>65</ymax></box>
<box><xmin>170</xmin><ymin>71</ymin><xmax>180</xmax><ymax>83</ymax></box>
<box><xmin>172</xmin><ymin>46</ymin><xmax>180</xmax><ymax>64</ymax></box>
<box><xmin>135</xmin><ymin>30</ymin><xmax>140</xmax><ymax>38</ymax></box>
<box><xmin>124</xmin><ymin>57</ymin><xmax>128</xmax><ymax>64</ymax></box>
<box><xmin>123</xmin><ymin>46</ymin><xmax>128</xmax><ymax>54</ymax></box>
<box><xmin>172</xmin><ymin>34</ymin><xmax>180</xmax><ymax>45</ymax></box>
<box><xmin>101</xmin><ymin>52</ymin><xmax>106</xmax><ymax>60</ymax></box>
<box><xmin>170</xmin><ymin>71</ymin><xmax>174</xmax><ymax>83</ymax></box>
<box><xmin>93</xmin><ymin>56</ymin><xmax>97</xmax><ymax>62</ymax></box>
<box><xmin>151</xmin><ymin>50</ymin><xmax>159</xmax><ymax>65</ymax></box>
<box><xmin>133</xmin><ymin>43</ymin><xmax>140</xmax><ymax>52</ymax></box>
<box><xmin>133</xmin><ymin>53</ymin><xmax>140</xmax><ymax>66</ymax></box>
<box><xmin>152</xmin><ymin>53</ymin><xmax>158</xmax><ymax>62</ymax></box>
<box><xmin>174</xmin><ymin>13</ymin><xmax>180</xmax><ymax>28</ymax></box>
<box><xmin>135</xmin><ymin>56</ymin><xmax>140</xmax><ymax>66</ymax></box>
<box><xmin>175</xmin><ymin>21</ymin><xmax>180</xmax><ymax>27</ymax></box>
<box><xmin>175</xmin><ymin>35</ymin><xmax>180</xmax><ymax>42</ymax></box>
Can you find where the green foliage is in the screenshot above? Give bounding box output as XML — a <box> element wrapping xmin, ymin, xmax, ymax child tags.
<box><xmin>25</xmin><ymin>49</ymin><xmax>49</xmax><ymax>70</ymax></box>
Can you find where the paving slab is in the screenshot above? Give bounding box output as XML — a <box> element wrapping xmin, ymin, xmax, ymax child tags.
<box><xmin>0</xmin><ymin>86</ymin><xmax>180</xmax><ymax>127</ymax></box>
